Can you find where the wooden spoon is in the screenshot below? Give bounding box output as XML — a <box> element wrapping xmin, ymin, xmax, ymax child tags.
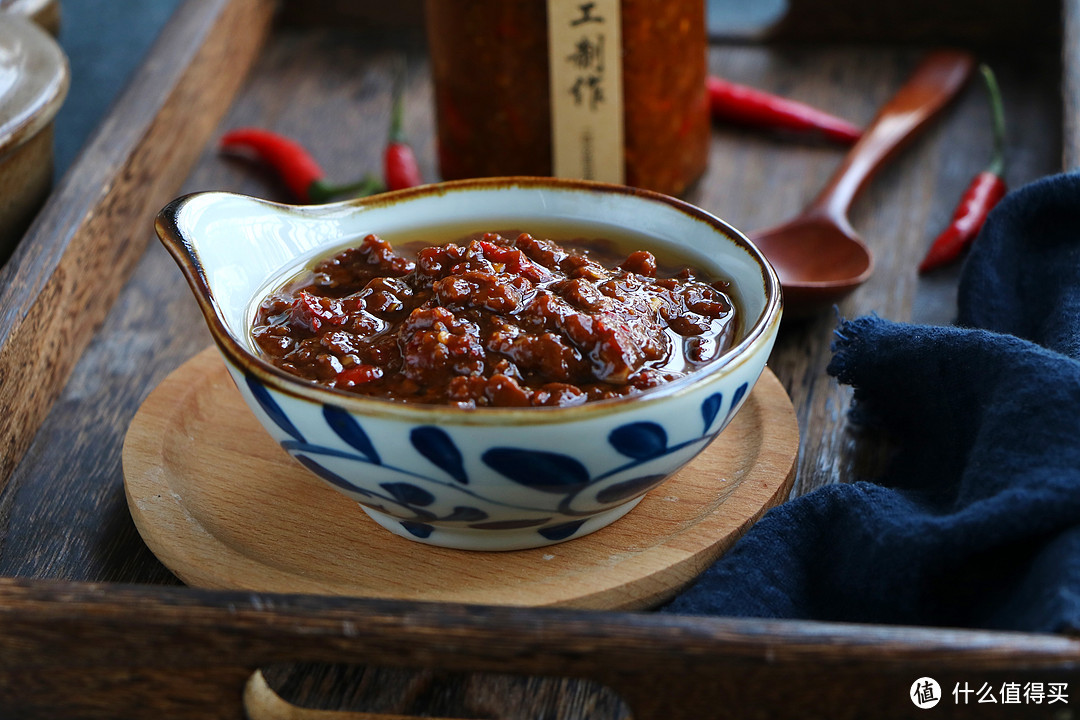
<box><xmin>750</xmin><ymin>50</ymin><xmax>975</xmax><ymax>317</ymax></box>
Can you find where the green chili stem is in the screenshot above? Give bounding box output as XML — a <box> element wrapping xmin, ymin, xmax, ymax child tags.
<box><xmin>981</xmin><ymin>64</ymin><xmax>1006</xmax><ymax>178</ymax></box>
<box><xmin>388</xmin><ymin>60</ymin><xmax>407</xmax><ymax>145</ymax></box>
<box><xmin>309</xmin><ymin>174</ymin><xmax>385</xmax><ymax>203</ymax></box>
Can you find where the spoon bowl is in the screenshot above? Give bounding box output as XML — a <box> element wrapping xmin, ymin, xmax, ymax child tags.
<box><xmin>750</xmin><ymin>50</ymin><xmax>975</xmax><ymax>316</ymax></box>
<box><xmin>752</xmin><ymin>211</ymin><xmax>873</xmax><ymax>284</ymax></box>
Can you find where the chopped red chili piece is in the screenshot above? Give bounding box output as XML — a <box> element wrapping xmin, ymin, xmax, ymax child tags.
<box><xmin>336</xmin><ymin>364</ymin><xmax>384</xmax><ymax>387</ymax></box>
<box><xmin>289</xmin><ymin>292</ymin><xmax>346</xmax><ymax>333</ymax></box>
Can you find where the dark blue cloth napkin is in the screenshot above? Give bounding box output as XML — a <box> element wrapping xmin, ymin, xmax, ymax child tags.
<box><xmin>661</xmin><ymin>171</ymin><xmax>1080</xmax><ymax>634</ymax></box>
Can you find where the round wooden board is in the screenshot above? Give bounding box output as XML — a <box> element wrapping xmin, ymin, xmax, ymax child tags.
<box><xmin>123</xmin><ymin>347</ymin><xmax>799</xmax><ymax>611</ymax></box>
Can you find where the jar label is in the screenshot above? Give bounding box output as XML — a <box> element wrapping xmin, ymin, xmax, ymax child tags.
<box><xmin>546</xmin><ymin>0</ymin><xmax>625</xmax><ymax>184</ymax></box>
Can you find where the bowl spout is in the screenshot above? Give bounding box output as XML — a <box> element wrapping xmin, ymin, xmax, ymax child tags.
<box><xmin>155</xmin><ymin>191</ymin><xmax>363</xmax><ymax>350</ymax></box>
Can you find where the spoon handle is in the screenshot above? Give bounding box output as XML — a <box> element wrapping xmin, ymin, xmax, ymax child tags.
<box><xmin>809</xmin><ymin>50</ymin><xmax>976</xmax><ymax>220</ymax></box>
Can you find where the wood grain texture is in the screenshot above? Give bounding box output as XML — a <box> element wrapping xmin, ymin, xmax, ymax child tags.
<box><xmin>122</xmin><ymin>348</ymin><xmax>798</xmax><ymax>610</ymax></box>
<box><xmin>244</xmin><ymin>671</ymin><xmax>465</xmax><ymax>720</ymax></box>
<box><xmin>0</xmin><ymin>578</ymin><xmax>1077</xmax><ymax>719</ymax></box>
<box><xmin>0</xmin><ymin>0</ymin><xmax>274</xmax><ymax>487</ymax></box>
<box><xmin>690</xmin><ymin>46</ymin><xmax>1061</xmax><ymax>497</ymax></box>
<box><xmin>278</xmin><ymin>0</ymin><xmax>424</xmax><ymax>31</ymax></box>
<box><xmin>748</xmin><ymin>50</ymin><xmax>974</xmax><ymax>312</ymax></box>
<box><xmin>0</xmin><ymin>2</ymin><xmax>1071</xmax><ymax>718</ymax></box>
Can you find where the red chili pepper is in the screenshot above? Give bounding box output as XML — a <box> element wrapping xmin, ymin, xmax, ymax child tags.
<box><xmin>384</xmin><ymin>67</ymin><xmax>424</xmax><ymax>191</ymax></box>
<box><xmin>706</xmin><ymin>75</ymin><xmax>862</xmax><ymax>145</ymax></box>
<box><xmin>335</xmin><ymin>364</ymin><xmax>384</xmax><ymax>388</ymax></box>
<box><xmin>220</xmin><ymin>128</ymin><xmax>383</xmax><ymax>203</ymax></box>
<box><xmin>918</xmin><ymin>65</ymin><xmax>1007</xmax><ymax>273</ymax></box>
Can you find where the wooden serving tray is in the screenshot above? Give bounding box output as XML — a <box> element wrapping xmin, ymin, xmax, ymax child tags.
<box><xmin>123</xmin><ymin>348</ymin><xmax>798</xmax><ymax>610</ymax></box>
<box><xmin>2</xmin><ymin>0</ymin><xmax>1079</xmax><ymax>718</ymax></box>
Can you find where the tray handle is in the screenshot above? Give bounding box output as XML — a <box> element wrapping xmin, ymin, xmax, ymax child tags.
<box><xmin>3</xmin><ymin>579</ymin><xmax>1078</xmax><ymax>719</ymax></box>
<box><xmin>244</xmin><ymin>671</ymin><xmax>468</xmax><ymax>720</ymax></box>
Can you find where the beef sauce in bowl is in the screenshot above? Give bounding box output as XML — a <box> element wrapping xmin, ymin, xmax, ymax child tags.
<box><xmin>251</xmin><ymin>229</ymin><xmax>738</xmax><ymax>407</ymax></box>
<box><xmin>155</xmin><ymin>177</ymin><xmax>782</xmax><ymax>551</ymax></box>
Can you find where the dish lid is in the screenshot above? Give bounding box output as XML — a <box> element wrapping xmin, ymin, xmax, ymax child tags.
<box><xmin>1</xmin><ymin>0</ymin><xmax>61</xmax><ymax>34</ymax></box>
<box><xmin>0</xmin><ymin>13</ymin><xmax>68</xmax><ymax>159</ymax></box>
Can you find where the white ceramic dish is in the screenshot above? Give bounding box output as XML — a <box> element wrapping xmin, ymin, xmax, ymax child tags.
<box><xmin>2</xmin><ymin>0</ymin><xmax>61</xmax><ymax>35</ymax></box>
<box><xmin>155</xmin><ymin>177</ymin><xmax>782</xmax><ymax>551</ymax></box>
<box><xmin>0</xmin><ymin>13</ymin><xmax>68</xmax><ymax>257</ymax></box>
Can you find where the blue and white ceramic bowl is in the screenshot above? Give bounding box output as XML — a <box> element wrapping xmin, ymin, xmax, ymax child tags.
<box><xmin>155</xmin><ymin>177</ymin><xmax>782</xmax><ymax>551</ymax></box>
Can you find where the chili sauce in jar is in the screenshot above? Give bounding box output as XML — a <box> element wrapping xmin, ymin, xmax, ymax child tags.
<box><xmin>424</xmin><ymin>0</ymin><xmax>709</xmax><ymax>198</ymax></box>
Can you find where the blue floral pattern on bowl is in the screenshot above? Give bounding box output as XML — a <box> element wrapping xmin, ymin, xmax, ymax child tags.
<box><xmin>234</xmin><ymin>368</ymin><xmax>754</xmax><ymax>550</ymax></box>
<box><xmin>156</xmin><ymin>179</ymin><xmax>782</xmax><ymax>551</ymax></box>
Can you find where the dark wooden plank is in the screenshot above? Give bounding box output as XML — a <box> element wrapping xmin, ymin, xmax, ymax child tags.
<box><xmin>279</xmin><ymin>0</ymin><xmax>1060</xmax><ymax>46</ymax></box>
<box><xmin>278</xmin><ymin>0</ymin><xmax>424</xmax><ymax>30</ymax></box>
<box><xmin>764</xmin><ymin>0</ymin><xmax>1060</xmax><ymax>44</ymax></box>
<box><xmin>1064</xmin><ymin>0</ymin><xmax>1080</xmax><ymax>169</ymax></box>
<box><xmin>0</xmin><ymin>4</ymin><xmax>1071</xmax><ymax>719</ymax></box>
<box><xmin>0</xmin><ymin>23</ymin><xmax>433</xmax><ymax>584</ymax></box>
<box><xmin>692</xmin><ymin>45</ymin><xmax>1061</xmax><ymax>496</ymax></box>
<box><xmin>254</xmin><ymin>663</ymin><xmax>630</xmax><ymax>719</ymax></box>
<box><xmin>0</xmin><ymin>579</ymin><xmax>1077</xmax><ymax>719</ymax></box>
<box><xmin>5</xmin><ymin>34</ymin><xmax>1060</xmax><ymax>585</ymax></box>
<box><xmin>0</xmin><ymin>0</ymin><xmax>274</xmax><ymax>488</ymax></box>
<box><xmin>0</xmin><ymin>32</ymin><xmax>1065</xmax><ymax>717</ymax></box>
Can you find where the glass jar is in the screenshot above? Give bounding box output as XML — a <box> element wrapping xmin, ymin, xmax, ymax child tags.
<box><xmin>425</xmin><ymin>0</ymin><xmax>709</xmax><ymax>198</ymax></box>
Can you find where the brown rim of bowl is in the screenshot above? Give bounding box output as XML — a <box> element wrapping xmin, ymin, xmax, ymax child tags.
<box><xmin>155</xmin><ymin>176</ymin><xmax>783</xmax><ymax>425</ymax></box>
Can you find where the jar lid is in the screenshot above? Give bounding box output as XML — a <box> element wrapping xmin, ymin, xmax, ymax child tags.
<box><xmin>1</xmin><ymin>0</ymin><xmax>61</xmax><ymax>35</ymax></box>
<box><xmin>0</xmin><ymin>13</ymin><xmax>69</xmax><ymax>161</ymax></box>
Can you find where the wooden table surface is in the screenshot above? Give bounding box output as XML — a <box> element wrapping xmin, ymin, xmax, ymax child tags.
<box><xmin>0</xmin><ymin>0</ymin><xmax>1076</xmax><ymax>717</ymax></box>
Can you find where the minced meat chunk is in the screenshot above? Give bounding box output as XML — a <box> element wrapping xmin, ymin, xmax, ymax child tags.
<box><xmin>252</xmin><ymin>231</ymin><xmax>736</xmax><ymax>407</ymax></box>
